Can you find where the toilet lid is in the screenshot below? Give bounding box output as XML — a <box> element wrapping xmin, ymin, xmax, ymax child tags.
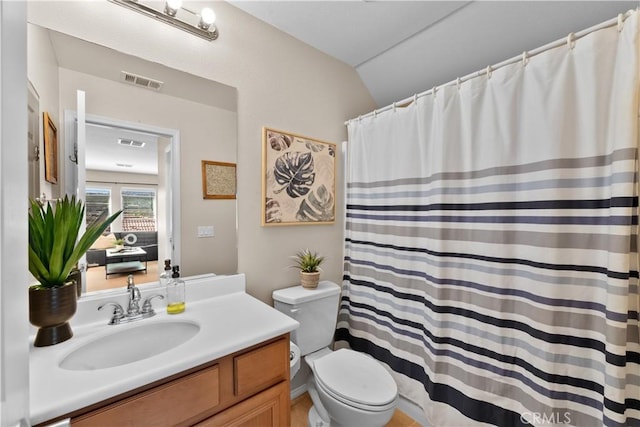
<box><xmin>313</xmin><ymin>349</ymin><xmax>397</xmax><ymax>407</ymax></box>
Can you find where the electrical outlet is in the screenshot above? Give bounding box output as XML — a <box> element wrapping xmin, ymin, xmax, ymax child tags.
<box><xmin>197</xmin><ymin>225</ymin><xmax>214</xmax><ymax>238</ymax></box>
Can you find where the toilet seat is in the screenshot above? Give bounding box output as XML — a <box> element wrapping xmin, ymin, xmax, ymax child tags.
<box><xmin>313</xmin><ymin>349</ymin><xmax>398</xmax><ymax>411</ymax></box>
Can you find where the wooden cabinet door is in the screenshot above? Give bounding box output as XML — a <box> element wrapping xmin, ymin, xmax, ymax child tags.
<box><xmin>72</xmin><ymin>365</ymin><xmax>220</xmax><ymax>426</ymax></box>
<box><xmin>196</xmin><ymin>381</ymin><xmax>290</xmax><ymax>427</ymax></box>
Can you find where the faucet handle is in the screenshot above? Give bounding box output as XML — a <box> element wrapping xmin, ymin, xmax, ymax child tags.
<box><xmin>141</xmin><ymin>294</ymin><xmax>164</xmax><ymax>316</ymax></box>
<box><xmin>98</xmin><ymin>302</ymin><xmax>126</xmax><ymax>325</ymax></box>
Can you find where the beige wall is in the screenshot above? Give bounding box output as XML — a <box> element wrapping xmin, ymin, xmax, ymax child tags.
<box><xmin>28</xmin><ymin>1</ymin><xmax>376</xmax><ymax>303</ymax></box>
<box><xmin>27</xmin><ymin>24</ymin><xmax>60</xmax><ymax>199</ymax></box>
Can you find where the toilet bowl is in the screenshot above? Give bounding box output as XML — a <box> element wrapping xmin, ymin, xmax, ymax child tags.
<box><xmin>272</xmin><ymin>282</ymin><xmax>399</xmax><ymax>427</ymax></box>
<box><xmin>306</xmin><ymin>348</ymin><xmax>398</xmax><ymax>427</ymax></box>
<box><xmin>290</xmin><ymin>341</ymin><xmax>301</xmax><ymax>378</ymax></box>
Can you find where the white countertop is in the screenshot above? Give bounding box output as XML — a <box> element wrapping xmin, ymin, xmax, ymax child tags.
<box><xmin>29</xmin><ymin>274</ymin><xmax>299</xmax><ymax>425</ymax></box>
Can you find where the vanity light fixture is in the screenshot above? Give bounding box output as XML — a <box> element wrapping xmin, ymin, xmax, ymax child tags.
<box><xmin>108</xmin><ymin>0</ymin><xmax>219</xmax><ymax>41</ymax></box>
<box><xmin>164</xmin><ymin>0</ymin><xmax>182</xmax><ymax>17</ymax></box>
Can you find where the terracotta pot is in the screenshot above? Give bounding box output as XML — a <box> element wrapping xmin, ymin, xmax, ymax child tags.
<box><xmin>29</xmin><ymin>281</ymin><xmax>77</xmax><ymax>347</ymax></box>
<box><xmin>300</xmin><ymin>271</ymin><xmax>320</xmax><ymax>289</ymax></box>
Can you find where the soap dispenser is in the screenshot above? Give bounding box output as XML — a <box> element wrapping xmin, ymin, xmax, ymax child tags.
<box><xmin>166</xmin><ymin>265</ymin><xmax>185</xmax><ymax>314</ymax></box>
<box><xmin>159</xmin><ymin>259</ymin><xmax>172</xmax><ymax>288</ymax></box>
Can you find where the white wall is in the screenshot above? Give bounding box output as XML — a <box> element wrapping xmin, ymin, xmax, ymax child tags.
<box><xmin>1</xmin><ymin>2</ymin><xmax>29</xmax><ymax>425</ymax></box>
<box><xmin>28</xmin><ymin>0</ymin><xmax>376</xmax><ymax>303</ymax></box>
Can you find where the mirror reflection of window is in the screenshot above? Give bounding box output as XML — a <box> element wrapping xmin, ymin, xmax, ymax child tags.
<box><xmin>121</xmin><ymin>188</ymin><xmax>157</xmax><ymax>232</ymax></box>
<box><xmin>86</xmin><ymin>187</ymin><xmax>112</xmax><ymax>232</ymax></box>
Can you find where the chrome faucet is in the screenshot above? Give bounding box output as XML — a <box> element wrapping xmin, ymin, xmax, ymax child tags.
<box><xmin>126</xmin><ymin>275</ymin><xmax>142</xmax><ymax>317</ymax></box>
<box><xmin>98</xmin><ymin>275</ymin><xmax>165</xmax><ymax>325</ymax></box>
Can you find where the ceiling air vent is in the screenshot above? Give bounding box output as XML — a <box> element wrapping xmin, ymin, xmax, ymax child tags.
<box><xmin>118</xmin><ymin>138</ymin><xmax>146</xmax><ymax>148</ymax></box>
<box><xmin>120</xmin><ymin>71</ymin><xmax>163</xmax><ymax>91</ymax></box>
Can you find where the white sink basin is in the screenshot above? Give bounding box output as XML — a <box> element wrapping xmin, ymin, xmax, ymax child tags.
<box><xmin>59</xmin><ymin>320</ymin><xmax>200</xmax><ymax>371</ymax></box>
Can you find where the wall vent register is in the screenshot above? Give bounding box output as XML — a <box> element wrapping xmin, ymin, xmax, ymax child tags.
<box><xmin>117</xmin><ymin>138</ymin><xmax>146</xmax><ymax>148</ymax></box>
<box><xmin>120</xmin><ymin>71</ymin><xmax>164</xmax><ymax>91</ymax></box>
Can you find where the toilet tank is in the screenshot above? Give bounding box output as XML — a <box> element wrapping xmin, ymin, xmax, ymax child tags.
<box><xmin>272</xmin><ymin>281</ymin><xmax>341</xmax><ymax>356</ymax></box>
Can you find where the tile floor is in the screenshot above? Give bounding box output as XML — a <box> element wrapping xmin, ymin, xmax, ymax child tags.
<box><xmin>291</xmin><ymin>393</ymin><xmax>421</xmax><ymax>427</ymax></box>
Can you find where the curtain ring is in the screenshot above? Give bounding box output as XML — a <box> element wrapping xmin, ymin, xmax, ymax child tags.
<box><xmin>456</xmin><ymin>77</ymin><xmax>461</xmax><ymax>90</ymax></box>
<box><xmin>374</xmin><ymin>109</ymin><xmax>378</xmax><ymax>118</ymax></box>
<box><xmin>413</xmin><ymin>94</ymin><xmax>418</xmax><ymax>104</ymax></box>
<box><xmin>485</xmin><ymin>66</ymin><xmax>492</xmax><ymax>79</ymax></box>
<box><xmin>521</xmin><ymin>51</ymin><xmax>529</xmax><ymax>67</ymax></box>
<box><xmin>358</xmin><ymin>115</ymin><xmax>362</xmax><ymax>122</ymax></box>
<box><xmin>618</xmin><ymin>13</ymin><xmax>624</xmax><ymax>32</ymax></box>
<box><xmin>567</xmin><ymin>32</ymin><xmax>575</xmax><ymax>50</ymax></box>
<box><xmin>393</xmin><ymin>102</ymin><xmax>397</xmax><ymax>112</ymax></box>
<box><xmin>432</xmin><ymin>86</ymin><xmax>437</xmax><ymax>99</ymax></box>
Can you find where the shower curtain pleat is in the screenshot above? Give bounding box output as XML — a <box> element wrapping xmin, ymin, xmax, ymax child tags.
<box><xmin>337</xmin><ymin>12</ymin><xmax>640</xmax><ymax>427</ymax></box>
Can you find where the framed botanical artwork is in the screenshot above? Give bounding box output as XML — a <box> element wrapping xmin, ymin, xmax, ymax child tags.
<box><xmin>43</xmin><ymin>112</ymin><xmax>58</xmax><ymax>184</ymax></box>
<box><xmin>262</xmin><ymin>127</ymin><xmax>336</xmax><ymax>226</ymax></box>
<box><xmin>202</xmin><ymin>160</ymin><xmax>237</xmax><ymax>199</ymax></box>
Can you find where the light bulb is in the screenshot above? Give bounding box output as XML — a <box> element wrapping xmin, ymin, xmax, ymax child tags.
<box><xmin>164</xmin><ymin>0</ymin><xmax>182</xmax><ymax>16</ymax></box>
<box><xmin>199</xmin><ymin>7</ymin><xmax>216</xmax><ymax>30</ymax></box>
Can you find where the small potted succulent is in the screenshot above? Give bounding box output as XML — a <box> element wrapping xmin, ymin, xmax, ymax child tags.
<box><xmin>290</xmin><ymin>249</ymin><xmax>324</xmax><ymax>289</ymax></box>
<box><xmin>114</xmin><ymin>238</ymin><xmax>125</xmax><ymax>251</ymax></box>
<box><xmin>29</xmin><ymin>195</ymin><xmax>121</xmax><ymax>346</ymax></box>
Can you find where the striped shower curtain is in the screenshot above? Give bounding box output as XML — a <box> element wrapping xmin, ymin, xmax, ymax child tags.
<box><xmin>336</xmin><ymin>12</ymin><xmax>640</xmax><ymax>427</ymax></box>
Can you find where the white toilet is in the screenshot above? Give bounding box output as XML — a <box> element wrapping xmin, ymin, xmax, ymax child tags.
<box><xmin>273</xmin><ymin>281</ymin><xmax>398</xmax><ymax>427</ymax></box>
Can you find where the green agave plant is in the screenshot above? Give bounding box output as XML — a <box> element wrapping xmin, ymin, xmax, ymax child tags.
<box><xmin>29</xmin><ymin>195</ymin><xmax>122</xmax><ymax>289</ymax></box>
<box><xmin>290</xmin><ymin>249</ymin><xmax>325</xmax><ymax>273</ymax></box>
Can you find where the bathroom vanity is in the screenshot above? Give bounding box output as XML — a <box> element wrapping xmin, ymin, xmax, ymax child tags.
<box><xmin>29</xmin><ymin>274</ymin><xmax>299</xmax><ymax>426</ymax></box>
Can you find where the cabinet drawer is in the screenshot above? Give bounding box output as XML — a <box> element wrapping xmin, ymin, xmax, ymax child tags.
<box><xmin>234</xmin><ymin>337</ymin><xmax>288</xmax><ymax>397</ymax></box>
<box><xmin>72</xmin><ymin>365</ymin><xmax>220</xmax><ymax>426</ymax></box>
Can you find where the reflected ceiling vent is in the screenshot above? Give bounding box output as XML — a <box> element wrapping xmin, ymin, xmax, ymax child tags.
<box><xmin>118</xmin><ymin>138</ymin><xmax>146</xmax><ymax>148</ymax></box>
<box><xmin>120</xmin><ymin>71</ymin><xmax>163</xmax><ymax>91</ymax></box>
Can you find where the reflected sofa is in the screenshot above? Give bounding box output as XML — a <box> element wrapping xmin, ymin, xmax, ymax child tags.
<box><xmin>86</xmin><ymin>231</ymin><xmax>158</xmax><ymax>266</ymax></box>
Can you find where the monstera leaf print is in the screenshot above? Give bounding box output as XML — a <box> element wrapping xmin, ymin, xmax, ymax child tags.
<box><xmin>296</xmin><ymin>184</ymin><xmax>334</xmax><ymax>222</ymax></box>
<box><xmin>264</xmin><ymin>198</ymin><xmax>282</xmax><ymax>223</ymax></box>
<box><xmin>304</xmin><ymin>140</ymin><xmax>325</xmax><ymax>153</ymax></box>
<box><xmin>268</xmin><ymin>131</ymin><xmax>292</xmax><ymax>151</ymax></box>
<box><xmin>263</xmin><ymin>128</ymin><xmax>337</xmax><ymax>224</ymax></box>
<box><xmin>274</xmin><ymin>152</ymin><xmax>316</xmax><ymax>198</ymax></box>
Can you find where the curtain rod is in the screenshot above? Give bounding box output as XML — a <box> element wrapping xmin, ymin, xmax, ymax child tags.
<box><xmin>345</xmin><ymin>9</ymin><xmax>635</xmax><ymax>126</ymax></box>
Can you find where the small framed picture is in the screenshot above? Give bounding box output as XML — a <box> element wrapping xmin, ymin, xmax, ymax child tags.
<box><xmin>262</xmin><ymin>127</ymin><xmax>336</xmax><ymax>226</ymax></box>
<box><xmin>202</xmin><ymin>160</ymin><xmax>237</xmax><ymax>199</ymax></box>
<box><xmin>43</xmin><ymin>112</ymin><xmax>58</xmax><ymax>184</ymax></box>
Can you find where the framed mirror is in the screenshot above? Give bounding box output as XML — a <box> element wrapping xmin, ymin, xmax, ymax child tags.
<box><xmin>28</xmin><ymin>24</ymin><xmax>238</xmax><ymax>295</ymax></box>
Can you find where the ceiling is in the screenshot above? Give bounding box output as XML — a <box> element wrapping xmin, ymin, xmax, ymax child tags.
<box><xmin>47</xmin><ymin>29</ymin><xmax>237</xmax><ymax>113</ymax></box>
<box><xmin>86</xmin><ymin>123</ymin><xmax>158</xmax><ymax>175</ymax></box>
<box><xmin>230</xmin><ymin>1</ymin><xmax>638</xmax><ymax>108</ymax></box>
<box><xmin>45</xmin><ymin>28</ymin><xmax>237</xmax><ymax>175</ymax></box>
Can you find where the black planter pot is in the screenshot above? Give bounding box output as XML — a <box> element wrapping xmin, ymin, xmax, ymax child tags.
<box><xmin>29</xmin><ymin>282</ymin><xmax>77</xmax><ymax>347</ymax></box>
<box><xmin>68</xmin><ymin>268</ymin><xmax>82</xmax><ymax>298</ymax></box>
